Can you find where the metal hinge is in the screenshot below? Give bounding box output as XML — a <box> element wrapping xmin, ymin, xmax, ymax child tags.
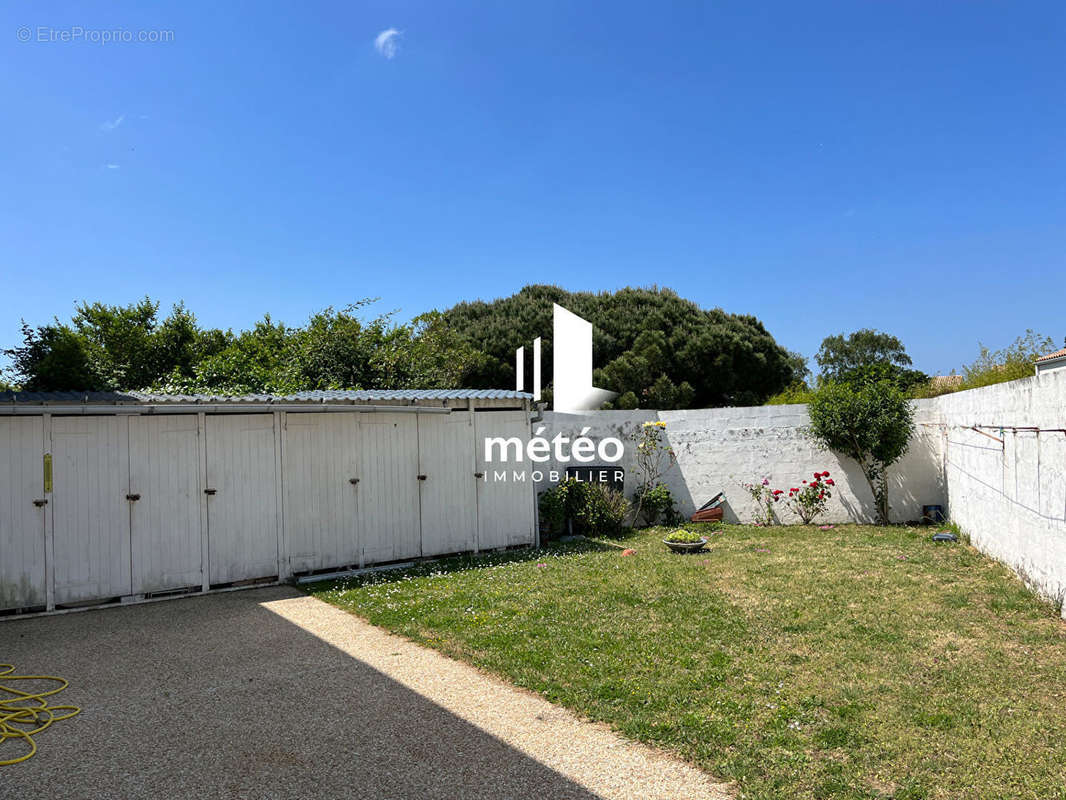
<box><xmin>33</xmin><ymin>498</ymin><xmax>48</xmax><ymax>507</ymax></box>
<box><xmin>126</xmin><ymin>493</ymin><xmax>141</xmax><ymax>502</ymax></box>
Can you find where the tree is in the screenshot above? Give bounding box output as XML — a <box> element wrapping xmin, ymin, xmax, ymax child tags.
<box><xmin>71</xmin><ymin>298</ymin><xmax>167</xmax><ymax>390</ymax></box>
<box><xmin>806</xmin><ymin>379</ymin><xmax>915</xmax><ymax>525</ymax></box>
<box><xmin>816</xmin><ymin>329</ymin><xmax>927</xmax><ymax>391</ymax></box>
<box><xmin>4</xmin><ymin>289</ymin><xmax>796</xmax><ymax>403</ymax></box>
<box><xmin>157</xmin><ymin>315</ymin><xmax>292</xmax><ymax>394</ymax></box>
<box><xmin>5</xmin><ymin>322</ymin><xmax>98</xmax><ymax>391</ymax></box>
<box><xmin>6</xmin><ymin>300</ymin><xmax>215</xmax><ymax>392</ymax></box>
<box><xmin>439</xmin><ymin>285</ymin><xmax>798</xmax><ymax>408</ymax></box>
<box><xmin>594</xmin><ymin>330</ymin><xmax>695</xmax><ymax>408</ymax></box>
<box><xmin>5</xmin><ymin>298</ymin><xmax>494</xmax><ymax>395</ymax></box>
<box><xmin>399</xmin><ymin>311</ymin><xmax>490</xmax><ymax>389</ymax></box>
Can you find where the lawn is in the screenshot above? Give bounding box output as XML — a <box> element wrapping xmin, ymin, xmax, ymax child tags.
<box><xmin>310</xmin><ymin>525</ymin><xmax>1066</xmax><ymax>800</ymax></box>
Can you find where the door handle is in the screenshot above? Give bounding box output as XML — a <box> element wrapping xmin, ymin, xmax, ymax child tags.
<box><xmin>417</xmin><ymin>474</ymin><xmax>427</xmax><ymax>481</ymax></box>
<box><xmin>204</xmin><ymin>488</ymin><xmax>217</xmax><ymax>496</ymax></box>
<box><xmin>474</xmin><ymin>472</ymin><xmax>484</xmax><ymax>479</ymax></box>
<box><xmin>126</xmin><ymin>493</ymin><xmax>141</xmax><ymax>502</ymax></box>
<box><xmin>33</xmin><ymin>499</ymin><xmax>48</xmax><ymax>507</ymax></box>
<box><xmin>349</xmin><ymin>478</ymin><xmax>360</xmax><ymax>485</ymax></box>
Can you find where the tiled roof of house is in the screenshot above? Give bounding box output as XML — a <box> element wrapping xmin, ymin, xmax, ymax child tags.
<box><xmin>1036</xmin><ymin>348</ymin><xmax>1066</xmax><ymax>363</ymax></box>
<box><xmin>929</xmin><ymin>375</ymin><xmax>963</xmax><ymax>388</ymax></box>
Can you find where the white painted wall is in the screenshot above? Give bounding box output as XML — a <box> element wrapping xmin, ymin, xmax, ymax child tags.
<box><xmin>539</xmin><ymin>402</ymin><xmax>943</xmax><ymax>525</ymax></box>
<box><xmin>1036</xmin><ymin>357</ymin><xmax>1066</xmax><ymax>376</ymax></box>
<box><xmin>541</xmin><ymin>372</ymin><xmax>1066</xmax><ymax>613</ymax></box>
<box><xmin>934</xmin><ymin>370</ymin><xmax>1066</xmax><ymax>609</ymax></box>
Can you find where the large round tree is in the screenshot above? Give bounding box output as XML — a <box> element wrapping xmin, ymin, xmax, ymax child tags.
<box><xmin>439</xmin><ymin>285</ymin><xmax>798</xmax><ymax>408</ymax></box>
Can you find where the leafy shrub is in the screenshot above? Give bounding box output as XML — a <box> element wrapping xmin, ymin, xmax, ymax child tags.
<box><xmin>4</xmin><ymin>299</ymin><xmax>487</xmax><ymax>394</ymax></box>
<box><xmin>539</xmin><ymin>479</ymin><xmax>631</xmax><ymax>538</ymax></box>
<box><xmin>634</xmin><ymin>482</ymin><xmax>682</xmax><ymax>526</ymax></box>
<box><xmin>663</xmin><ymin>529</ymin><xmax>704</xmax><ymax>543</ymax></box>
<box><xmin>913</xmin><ymin>330</ymin><xmax>1056</xmax><ymax>398</ymax></box>
<box><xmin>572</xmin><ymin>482</ymin><xmax>630</xmax><ymax>537</ymax></box>
<box><xmin>538</xmin><ymin>483</ymin><xmax>570</xmax><ymax>538</ymax></box>
<box><xmin>765</xmin><ymin>381</ymin><xmax>816</xmax><ymax>406</ymax></box>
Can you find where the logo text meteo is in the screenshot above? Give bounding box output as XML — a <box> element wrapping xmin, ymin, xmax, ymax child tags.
<box><xmin>483</xmin><ymin>426</ymin><xmax>624</xmax><ymax>464</ymax></box>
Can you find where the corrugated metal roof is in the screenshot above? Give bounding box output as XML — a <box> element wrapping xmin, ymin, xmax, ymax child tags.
<box><xmin>1036</xmin><ymin>347</ymin><xmax>1066</xmax><ymax>363</ymax></box>
<box><xmin>0</xmin><ymin>389</ymin><xmax>531</xmax><ymax>405</ymax></box>
<box><xmin>0</xmin><ymin>391</ymin><xmax>143</xmax><ymax>404</ymax></box>
<box><xmin>281</xmin><ymin>389</ymin><xmax>531</xmax><ymax>401</ymax></box>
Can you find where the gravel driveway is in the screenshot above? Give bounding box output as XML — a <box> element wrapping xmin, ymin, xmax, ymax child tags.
<box><xmin>1</xmin><ymin>587</ymin><xmax>731</xmax><ymax>800</ymax></box>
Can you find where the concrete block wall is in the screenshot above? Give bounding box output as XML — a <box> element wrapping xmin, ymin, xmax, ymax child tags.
<box><xmin>540</xmin><ymin>370</ymin><xmax>1066</xmax><ymax>611</ymax></box>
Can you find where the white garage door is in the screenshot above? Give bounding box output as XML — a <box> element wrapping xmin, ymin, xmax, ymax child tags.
<box><xmin>51</xmin><ymin>416</ymin><xmax>133</xmax><ymax>605</ymax></box>
<box><xmin>206</xmin><ymin>414</ymin><xmax>278</xmax><ymax>584</ymax></box>
<box><xmin>358</xmin><ymin>413</ymin><xmax>421</xmax><ymax>564</ymax></box>
<box><xmin>1</xmin><ymin>404</ymin><xmax>535</xmax><ymax>612</ymax></box>
<box><xmin>418</xmin><ymin>413</ymin><xmax>477</xmax><ymax>557</ymax></box>
<box><xmin>475</xmin><ymin>410</ymin><xmax>536</xmax><ymax>550</ymax></box>
<box><xmin>283</xmin><ymin>413</ymin><xmax>361</xmax><ymax>573</ymax></box>
<box><xmin>0</xmin><ymin>418</ymin><xmax>46</xmax><ymax>610</ymax></box>
<box><xmin>129</xmin><ymin>415</ymin><xmax>203</xmax><ymax>594</ymax></box>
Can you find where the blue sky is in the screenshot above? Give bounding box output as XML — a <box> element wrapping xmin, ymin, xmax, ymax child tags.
<box><xmin>2</xmin><ymin>1</ymin><xmax>1063</xmax><ymax>376</ymax></box>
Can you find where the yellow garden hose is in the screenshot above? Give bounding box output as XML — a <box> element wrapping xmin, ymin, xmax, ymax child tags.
<box><xmin>0</xmin><ymin>664</ymin><xmax>80</xmax><ymax>766</ymax></box>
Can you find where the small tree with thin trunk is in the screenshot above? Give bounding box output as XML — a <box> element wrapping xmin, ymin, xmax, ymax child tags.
<box><xmin>630</xmin><ymin>420</ymin><xmax>677</xmax><ymax>525</ymax></box>
<box><xmin>806</xmin><ymin>379</ymin><xmax>914</xmax><ymax>525</ymax></box>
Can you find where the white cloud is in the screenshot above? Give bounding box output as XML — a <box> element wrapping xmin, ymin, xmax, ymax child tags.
<box><xmin>374</xmin><ymin>28</ymin><xmax>401</xmax><ymax>59</ymax></box>
<box><xmin>105</xmin><ymin>163</ymin><xmax>120</xmax><ymax>169</ymax></box>
<box><xmin>100</xmin><ymin>114</ymin><xmax>125</xmax><ymax>132</ymax></box>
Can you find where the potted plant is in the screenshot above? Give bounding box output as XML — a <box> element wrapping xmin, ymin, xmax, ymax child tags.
<box><xmin>662</xmin><ymin>528</ymin><xmax>709</xmax><ymax>553</ymax></box>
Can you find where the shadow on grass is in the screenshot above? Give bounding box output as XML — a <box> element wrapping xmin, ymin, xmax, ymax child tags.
<box><xmin>304</xmin><ymin>537</ymin><xmax>620</xmax><ymax>590</ymax></box>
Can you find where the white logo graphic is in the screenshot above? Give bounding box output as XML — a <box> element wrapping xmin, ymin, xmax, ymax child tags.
<box><xmin>516</xmin><ymin>303</ymin><xmax>617</xmax><ymax>412</ymax></box>
<box><xmin>484</xmin><ymin>426</ymin><xmax>624</xmax><ymax>464</ymax></box>
<box><xmin>482</xmin><ymin>425</ymin><xmax>624</xmax><ymax>484</ymax></box>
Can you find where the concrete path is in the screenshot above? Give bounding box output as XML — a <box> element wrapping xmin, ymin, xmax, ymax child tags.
<box><xmin>1</xmin><ymin>587</ymin><xmax>731</xmax><ymax>800</ymax></box>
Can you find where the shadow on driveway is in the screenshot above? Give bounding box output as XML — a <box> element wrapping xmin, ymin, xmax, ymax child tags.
<box><xmin>0</xmin><ymin>587</ymin><xmax>602</xmax><ymax>800</ymax></box>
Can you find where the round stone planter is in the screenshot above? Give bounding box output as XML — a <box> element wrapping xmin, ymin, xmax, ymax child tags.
<box><xmin>663</xmin><ymin>537</ymin><xmax>708</xmax><ymax>554</ymax></box>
